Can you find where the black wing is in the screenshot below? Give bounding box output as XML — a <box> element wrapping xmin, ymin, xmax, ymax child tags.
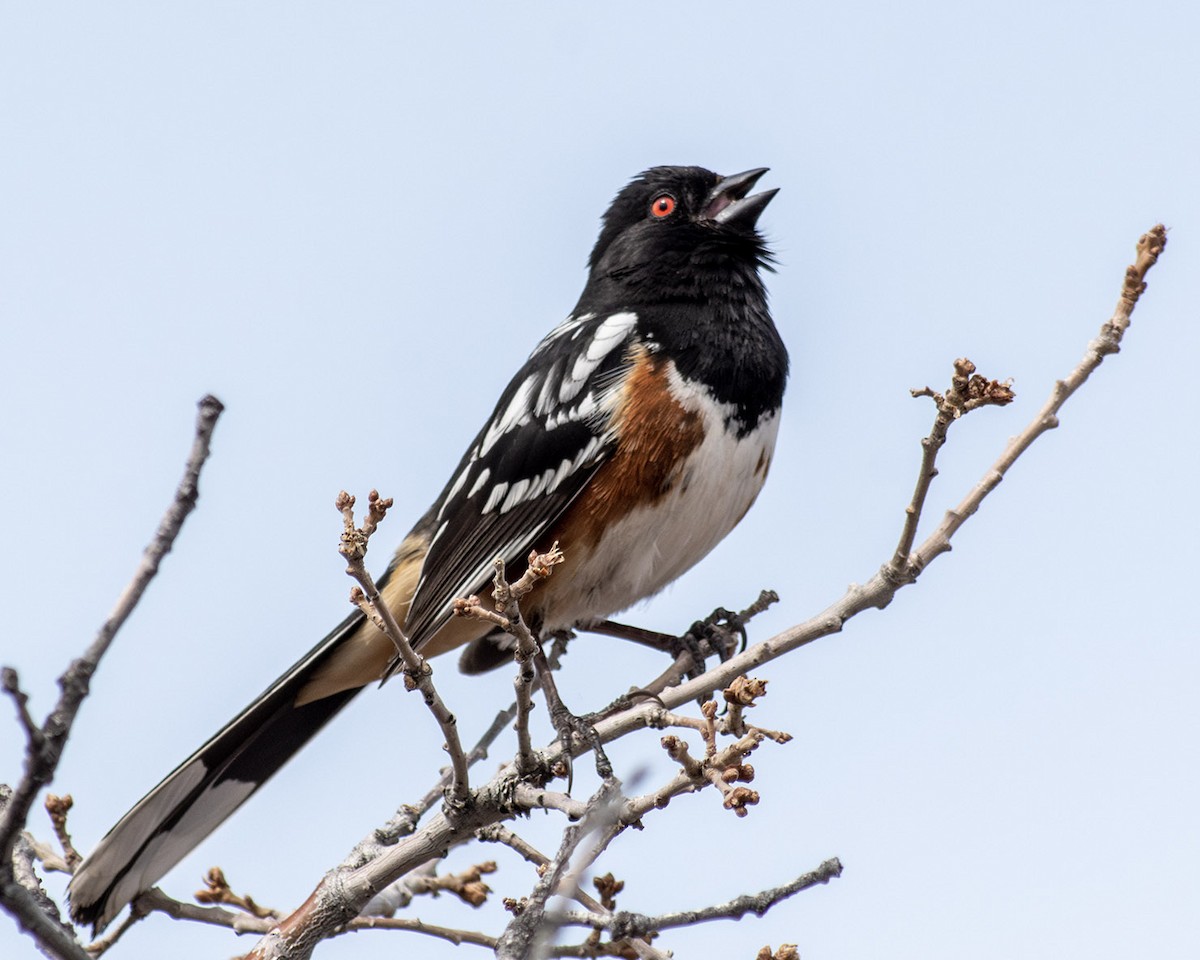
<box><xmin>404</xmin><ymin>310</ymin><xmax>640</xmax><ymax>646</ymax></box>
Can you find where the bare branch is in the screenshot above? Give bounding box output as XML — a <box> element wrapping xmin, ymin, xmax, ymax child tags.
<box><xmin>42</xmin><ymin>796</ymin><xmax>81</xmax><ymax>872</ymax></box>
<box><xmin>555</xmin><ymin>858</ymin><xmax>843</xmax><ymax>936</ymax></box>
<box><xmin>513</xmin><ymin>784</ymin><xmax>590</xmax><ymax>820</ymax></box>
<box><xmin>909</xmin><ymin>224</ymin><xmax>1167</xmax><ymax>567</ymax></box>
<box><xmin>636</xmin><ymin>590</ymin><xmax>780</xmax><ymax>695</ymax></box>
<box><xmin>404</xmin><ymin>861</ymin><xmax>496</xmax><ymax>907</ymax></box>
<box><xmin>22</xmin><ymin>836</ymin><xmax>70</xmax><ymax>877</ymax></box>
<box><xmin>131</xmin><ymin>886</ymin><xmax>270</xmax><ymax>933</ymax></box>
<box><xmin>0</xmin><ymin>394</ymin><xmax>223</xmax><ymax>958</ymax></box>
<box><xmin>895</xmin><ymin>358</ymin><xmax>1014</xmax><ymax>566</ymax></box>
<box><xmin>337</xmin><ymin>914</ymin><xmax>499</xmax><ymax>948</ymax></box>
<box><xmin>193</xmin><ymin>867</ymin><xmax>280</xmax><ymax>920</ymax></box>
<box><xmin>661</xmin><ymin>726</ymin><xmax>763</xmax><ymax>819</ymax></box>
<box><xmin>456</xmin><ymin>545</ymin><xmax>565</xmax><ymax>776</ymax></box>
<box><xmin>337</xmin><ymin>489</ymin><xmax>471</xmax><ymax>804</ymax></box>
<box><xmin>1</xmin><ymin>670</ymin><xmax>41</xmax><ymax>751</ymax></box>
<box><xmin>476</xmin><ymin>824</ymin><xmax>551</xmax><ymax>871</ymax></box>
<box><xmin>495</xmin><ymin>779</ymin><xmax>622</xmax><ymax>960</ymax></box>
<box><xmin>9</xmin><ymin>830</ymin><xmax>89</xmax><ymax>960</ymax></box>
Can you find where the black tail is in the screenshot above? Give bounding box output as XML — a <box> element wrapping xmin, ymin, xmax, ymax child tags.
<box><xmin>68</xmin><ymin>611</ymin><xmax>366</xmax><ymax>933</ymax></box>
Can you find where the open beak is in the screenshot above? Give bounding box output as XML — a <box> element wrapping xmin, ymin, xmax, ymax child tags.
<box><xmin>702</xmin><ymin>167</ymin><xmax>778</xmax><ymax>228</ymax></box>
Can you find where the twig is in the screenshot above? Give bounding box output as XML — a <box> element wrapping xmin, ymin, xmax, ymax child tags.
<box><xmin>476</xmin><ymin>824</ymin><xmax>551</xmax><ymax>871</ymax></box>
<box><xmin>495</xmin><ymin>779</ymin><xmax>622</xmax><ymax>960</ymax></box>
<box><xmin>413</xmin><ymin>698</ymin><xmax>522</xmax><ymax>818</ymax></box>
<box><xmin>908</xmin><ymin>224</ymin><xmax>1167</xmax><ymax>569</ymax></box>
<box><xmin>84</xmin><ymin>905</ymin><xmax>144</xmax><ymax>957</ymax></box>
<box><xmin>8</xmin><ymin>827</ymin><xmax>89</xmax><ymax>960</ymax></box>
<box><xmin>455</xmin><ymin>546</ymin><xmax>565</xmax><ymax>776</ymax></box>
<box><xmin>193</xmin><ymin>867</ymin><xmax>279</xmax><ymax>920</ymax></box>
<box><xmin>22</xmin><ymin>835</ymin><xmax>71</xmax><ymax>876</ymax></box>
<box><xmin>555</xmin><ymin>858</ymin><xmax>843</xmax><ymax>936</ymax></box>
<box><xmin>0</xmin><ymin>395</ymin><xmax>223</xmax><ymax>958</ymax></box>
<box><xmin>210</xmin><ymin>698</ymin><xmax>522</xmax><ymax>955</ymax></box>
<box><xmin>894</xmin><ymin>358</ymin><xmax>1014</xmax><ymax>567</ymax></box>
<box><xmin>132</xmin><ymin>886</ymin><xmax>269</xmax><ymax>933</ymax></box>
<box><xmin>340</xmin><ymin>914</ymin><xmax>498</xmax><ymax>947</ymax></box>
<box><xmin>404</xmin><ymin>861</ymin><xmax>496</xmax><ymax>906</ymax></box>
<box><xmin>0</xmin><ymin>670</ymin><xmax>40</xmax><ymax>750</ymax></box>
<box><xmin>241</xmin><ymin>781</ymin><xmax>516</xmax><ymax>959</ymax></box>
<box><xmin>126</xmin><ymin>884</ymin><xmax>504</xmax><ymax>951</ymax></box>
<box><xmin>337</xmin><ymin>489</ymin><xmax>471</xmax><ymax>804</ymax></box>
<box><xmin>512</xmin><ymin>785</ymin><xmax>589</xmax><ymax>820</ymax></box>
<box><xmin>661</xmin><ymin>728</ymin><xmax>763</xmax><ymax>818</ymax></box>
<box><xmin>43</xmin><ymin>795</ymin><xmax>82</xmax><ymax>871</ymax></box>
<box><xmin>475</xmin><ymin>824</ymin><xmax>618</xmax><ymax>921</ymax></box>
<box><xmin>382</xmin><ymin>698</ymin><xmax>522</xmax><ymax>854</ymax></box>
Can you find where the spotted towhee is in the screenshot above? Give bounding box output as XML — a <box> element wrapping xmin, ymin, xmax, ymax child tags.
<box><xmin>69</xmin><ymin>165</ymin><xmax>789</xmax><ymax>931</ymax></box>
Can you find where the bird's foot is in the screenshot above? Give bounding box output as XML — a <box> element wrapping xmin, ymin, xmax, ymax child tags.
<box><xmin>673</xmin><ymin>606</ymin><xmax>747</xmax><ymax>679</ymax></box>
<box><xmin>549</xmin><ymin>699</ymin><xmax>613</xmax><ymax>786</ymax></box>
<box><xmin>534</xmin><ymin>646</ymin><xmax>612</xmax><ymax>787</ymax></box>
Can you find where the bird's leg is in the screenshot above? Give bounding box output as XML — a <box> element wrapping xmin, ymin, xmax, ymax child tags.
<box><xmin>531</xmin><ymin>642</ymin><xmax>612</xmax><ymax>784</ymax></box>
<box><xmin>581</xmin><ymin>619</ymin><xmax>679</xmax><ymax>653</ymax></box>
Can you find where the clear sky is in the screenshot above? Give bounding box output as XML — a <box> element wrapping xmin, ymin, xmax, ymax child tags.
<box><xmin>3</xmin><ymin>3</ymin><xmax>1198</xmax><ymax>958</ymax></box>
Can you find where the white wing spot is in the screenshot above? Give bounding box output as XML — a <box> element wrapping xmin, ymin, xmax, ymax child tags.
<box><xmin>501</xmin><ymin>478</ymin><xmax>531</xmax><ymax>514</ymax></box>
<box><xmin>535</xmin><ymin>360</ymin><xmax>562</xmax><ymax>416</ymax></box>
<box><xmin>570</xmin><ymin>435</ymin><xmax>603</xmax><ymax>473</ymax></box>
<box><xmin>467</xmin><ymin>467</ymin><xmax>491</xmax><ymax>498</ymax></box>
<box><xmin>573</xmin><ymin>391</ymin><xmax>599</xmax><ymax>422</ymax></box>
<box><xmin>441</xmin><ymin>465</ymin><xmax>472</xmax><ymax>515</ymax></box>
<box><xmin>560</xmin><ymin>312</ymin><xmax>637</xmax><ymax>404</ymax></box>
<box><xmin>481</xmin><ymin>375</ymin><xmax>537</xmax><ymax>455</ymax></box>
<box><xmin>548</xmin><ymin>457</ymin><xmax>575</xmax><ymax>494</ymax></box>
<box><xmin>534</xmin><ymin>313</ymin><xmax>594</xmax><ymax>355</ymax></box>
<box><xmin>483</xmin><ymin>482</ymin><xmax>509</xmax><ymax>514</ymax></box>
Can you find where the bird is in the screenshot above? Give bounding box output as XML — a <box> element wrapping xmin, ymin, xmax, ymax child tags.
<box><xmin>68</xmin><ymin>164</ymin><xmax>789</xmax><ymax>932</ymax></box>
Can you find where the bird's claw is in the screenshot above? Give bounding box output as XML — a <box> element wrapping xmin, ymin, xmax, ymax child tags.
<box><xmin>549</xmin><ymin>701</ymin><xmax>613</xmax><ymax>790</ymax></box>
<box><xmin>673</xmin><ymin>606</ymin><xmax>746</xmax><ymax>679</ymax></box>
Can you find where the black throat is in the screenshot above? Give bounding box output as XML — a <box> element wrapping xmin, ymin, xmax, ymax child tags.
<box><xmin>576</xmin><ymin>251</ymin><xmax>788</xmax><ymax>434</ymax></box>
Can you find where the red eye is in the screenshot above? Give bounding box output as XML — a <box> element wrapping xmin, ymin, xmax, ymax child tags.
<box><xmin>650</xmin><ymin>194</ymin><xmax>676</xmax><ymax>218</ymax></box>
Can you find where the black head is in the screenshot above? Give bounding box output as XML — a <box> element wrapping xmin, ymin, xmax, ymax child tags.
<box><xmin>575</xmin><ymin>166</ymin><xmax>786</xmax><ymax>424</ymax></box>
<box><xmin>584</xmin><ymin>166</ymin><xmax>777</xmax><ymax>299</ymax></box>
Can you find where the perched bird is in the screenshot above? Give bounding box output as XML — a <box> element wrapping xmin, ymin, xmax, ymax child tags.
<box><xmin>68</xmin><ymin>165</ymin><xmax>789</xmax><ymax>932</ymax></box>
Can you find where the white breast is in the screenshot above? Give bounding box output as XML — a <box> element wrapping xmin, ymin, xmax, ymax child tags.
<box><xmin>546</xmin><ymin>372</ymin><xmax>780</xmax><ymax>628</ymax></box>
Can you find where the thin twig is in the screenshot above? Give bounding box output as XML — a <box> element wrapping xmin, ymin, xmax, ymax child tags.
<box><xmin>8</xmin><ymin>830</ymin><xmax>90</xmax><ymax>960</ymax></box>
<box><xmin>909</xmin><ymin>224</ymin><xmax>1167</xmax><ymax>567</ymax></box>
<box><xmin>495</xmin><ymin>779</ymin><xmax>622</xmax><ymax>960</ymax></box>
<box><xmin>43</xmin><ymin>794</ymin><xmax>82</xmax><ymax>871</ymax></box>
<box><xmin>337</xmin><ymin>489</ymin><xmax>471</xmax><ymax>804</ymax></box>
<box><xmin>0</xmin><ymin>670</ymin><xmax>41</xmax><ymax>750</ymax></box>
<box><xmin>193</xmin><ymin>867</ymin><xmax>280</xmax><ymax>920</ymax></box>
<box><xmin>455</xmin><ymin>546</ymin><xmax>565</xmax><ymax>776</ymax></box>
<box><xmin>0</xmin><ymin>395</ymin><xmax>223</xmax><ymax>958</ymax></box>
<box><xmin>404</xmin><ymin>861</ymin><xmax>496</xmax><ymax>906</ymax></box>
<box><xmin>555</xmin><ymin>858</ymin><xmax>844</xmax><ymax>935</ymax></box>
<box><xmin>894</xmin><ymin>358</ymin><xmax>1016</xmax><ymax>570</ymax></box>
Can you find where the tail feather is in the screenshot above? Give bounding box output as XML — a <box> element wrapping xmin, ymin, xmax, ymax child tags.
<box><xmin>67</xmin><ymin>611</ymin><xmax>366</xmax><ymax>933</ymax></box>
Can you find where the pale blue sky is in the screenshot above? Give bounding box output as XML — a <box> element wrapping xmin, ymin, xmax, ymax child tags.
<box><xmin>3</xmin><ymin>3</ymin><xmax>1198</xmax><ymax>958</ymax></box>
